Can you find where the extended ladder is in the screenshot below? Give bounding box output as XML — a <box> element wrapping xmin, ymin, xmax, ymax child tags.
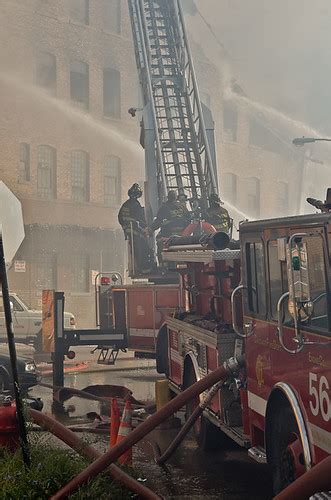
<box><xmin>128</xmin><ymin>0</ymin><xmax>218</xmax><ymax>213</ymax></box>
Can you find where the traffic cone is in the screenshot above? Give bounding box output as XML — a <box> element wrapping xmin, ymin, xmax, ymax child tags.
<box><xmin>116</xmin><ymin>400</ymin><xmax>133</xmax><ymax>466</ymax></box>
<box><xmin>110</xmin><ymin>398</ymin><xmax>120</xmax><ymax>448</ymax></box>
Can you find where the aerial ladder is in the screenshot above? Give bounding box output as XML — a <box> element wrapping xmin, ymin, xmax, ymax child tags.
<box><xmin>128</xmin><ymin>0</ymin><xmax>219</xmax><ymax>218</ymax></box>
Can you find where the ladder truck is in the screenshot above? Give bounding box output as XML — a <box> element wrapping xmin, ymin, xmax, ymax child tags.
<box><xmin>101</xmin><ymin>0</ymin><xmax>224</xmax><ymax>354</ymax></box>
<box><xmin>111</xmin><ymin>1</ymin><xmax>330</xmax><ymax>495</ymax></box>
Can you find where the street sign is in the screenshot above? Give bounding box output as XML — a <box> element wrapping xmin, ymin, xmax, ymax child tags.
<box><xmin>0</xmin><ymin>182</ymin><xmax>25</xmax><ymax>265</ymax></box>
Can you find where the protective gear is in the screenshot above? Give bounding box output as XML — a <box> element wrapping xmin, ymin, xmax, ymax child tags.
<box><xmin>204</xmin><ymin>199</ymin><xmax>230</xmax><ymax>233</ymax></box>
<box><xmin>209</xmin><ymin>193</ymin><xmax>222</xmax><ymax>204</ymax></box>
<box><xmin>118</xmin><ymin>194</ymin><xmax>154</xmax><ymax>275</ymax></box>
<box><xmin>151</xmin><ymin>198</ymin><xmax>191</xmax><ymax>238</ymax></box>
<box><xmin>128</xmin><ymin>183</ymin><xmax>143</xmax><ymax>199</ymax></box>
<box><xmin>167</xmin><ymin>190</ymin><xmax>177</xmax><ymax>202</ymax></box>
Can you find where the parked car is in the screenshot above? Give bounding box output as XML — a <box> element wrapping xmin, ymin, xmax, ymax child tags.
<box><xmin>0</xmin><ymin>343</ymin><xmax>40</xmax><ymax>394</ymax></box>
<box><xmin>0</xmin><ymin>293</ymin><xmax>76</xmax><ymax>345</ymax></box>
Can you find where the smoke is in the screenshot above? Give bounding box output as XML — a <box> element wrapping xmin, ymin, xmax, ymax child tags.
<box><xmin>184</xmin><ymin>0</ymin><xmax>331</xmax><ymax>135</ymax></box>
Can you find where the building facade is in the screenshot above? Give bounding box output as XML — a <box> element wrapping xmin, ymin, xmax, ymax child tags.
<box><xmin>0</xmin><ymin>0</ymin><xmax>143</xmax><ymax>326</ymax></box>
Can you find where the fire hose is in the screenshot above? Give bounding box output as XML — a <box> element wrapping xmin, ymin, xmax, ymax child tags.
<box><xmin>51</xmin><ymin>356</ymin><xmax>243</xmax><ymax>499</ymax></box>
<box><xmin>29</xmin><ymin>409</ymin><xmax>160</xmax><ymax>500</ymax></box>
<box><xmin>273</xmin><ymin>455</ymin><xmax>331</xmax><ymax>500</ymax></box>
<box><xmin>152</xmin><ymin>379</ymin><xmax>224</xmax><ymax>465</ymax></box>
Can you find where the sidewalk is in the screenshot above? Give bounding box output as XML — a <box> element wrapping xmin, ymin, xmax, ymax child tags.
<box><xmin>35</xmin><ymin>346</ymin><xmax>156</xmax><ymax>376</ymax></box>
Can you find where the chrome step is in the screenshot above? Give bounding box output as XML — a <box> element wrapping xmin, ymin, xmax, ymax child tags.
<box><xmin>248</xmin><ymin>446</ymin><xmax>267</xmax><ymax>464</ymax></box>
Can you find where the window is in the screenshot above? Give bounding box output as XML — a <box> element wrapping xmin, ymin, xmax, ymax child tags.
<box><xmin>246</xmin><ymin>177</ymin><xmax>260</xmax><ymax>218</ymax></box>
<box><xmin>9</xmin><ymin>297</ymin><xmax>24</xmax><ymax>312</ymax></box>
<box><xmin>268</xmin><ymin>241</ymin><xmax>286</xmax><ymax>319</ymax></box>
<box><xmin>277</xmin><ymin>181</ymin><xmax>289</xmax><ymax>215</ymax></box>
<box><xmin>223</xmin><ymin>101</ymin><xmax>237</xmax><ymax>142</ymax></box>
<box><xmin>36</xmin><ymin>253</ymin><xmax>57</xmax><ymax>290</ymax></box>
<box><xmin>222</xmin><ymin>172</ymin><xmax>237</xmax><ymax>204</ymax></box>
<box><xmin>103</xmin><ymin>0</ymin><xmax>121</xmax><ymax>34</ymax></box>
<box><xmin>71</xmin><ymin>150</ymin><xmax>89</xmax><ymax>202</ymax></box>
<box><xmin>249</xmin><ymin>117</ymin><xmax>283</xmax><ymax>154</ymax></box>
<box><xmin>72</xmin><ymin>254</ymin><xmax>89</xmax><ymax>293</ymax></box>
<box><xmin>19</xmin><ymin>143</ymin><xmax>30</xmax><ymax>181</ymax></box>
<box><xmin>69</xmin><ymin>0</ymin><xmax>89</xmax><ymax>25</ymax></box>
<box><xmin>37</xmin><ymin>145</ymin><xmax>56</xmax><ymax>199</ymax></box>
<box><xmin>36</xmin><ymin>52</ymin><xmax>56</xmax><ymax>93</ymax></box>
<box><xmin>70</xmin><ymin>61</ymin><xmax>89</xmax><ymax>108</ymax></box>
<box><xmin>245</xmin><ymin>241</ymin><xmax>266</xmax><ymax>316</ymax></box>
<box><xmin>104</xmin><ymin>155</ymin><xmax>121</xmax><ymax>205</ymax></box>
<box><xmin>103</xmin><ymin>68</ymin><xmax>121</xmax><ymax>118</ymax></box>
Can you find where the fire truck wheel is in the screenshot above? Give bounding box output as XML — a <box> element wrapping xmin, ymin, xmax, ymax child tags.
<box><xmin>269</xmin><ymin>403</ymin><xmax>305</xmax><ymax>495</ymax></box>
<box><xmin>185</xmin><ymin>369</ymin><xmax>228</xmax><ymax>451</ymax></box>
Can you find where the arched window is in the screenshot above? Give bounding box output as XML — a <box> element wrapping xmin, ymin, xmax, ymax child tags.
<box><xmin>19</xmin><ymin>143</ymin><xmax>30</xmax><ymax>181</ymax></box>
<box><xmin>36</xmin><ymin>52</ymin><xmax>56</xmax><ymax>93</ymax></box>
<box><xmin>222</xmin><ymin>172</ymin><xmax>237</xmax><ymax>204</ymax></box>
<box><xmin>70</xmin><ymin>60</ymin><xmax>89</xmax><ymax>108</ymax></box>
<box><xmin>37</xmin><ymin>145</ymin><xmax>56</xmax><ymax>199</ymax></box>
<box><xmin>104</xmin><ymin>155</ymin><xmax>121</xmax><ymax>205</ymax></box>
<box><xmin>223</xmin><ymin>101</ymin><xmax>238</xmax><ymax>142</ymax></box>
<box><xmin>246</xmin><ymin>177</ymin><xmax>260</xmax><ymax>217</ymax></box>
<box><xmin>69</xmin><ymin>0</ymin><xmax>89</xmax><ymax>25</ymax></box>
<box><xmin>103</xmin><ymin>68</ymin><xmax>121</xmax><ymax>118</ymax></box>
<box><xmin>71</xmin><ymin>150</ymin><xmax>90</xmax><ymax>202</ymax></box>
<box><xmin>103</xmin><ymin>0</ymin><xmax>121</xmax><ymax>34</ymax></box>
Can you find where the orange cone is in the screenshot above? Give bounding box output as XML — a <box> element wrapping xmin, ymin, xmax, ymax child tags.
<box><xmin>110</xmin><ymin>398</ymin><xmax>120</xmax><ymax>448</ymax></box>
<box><xmin>116</xmin><ymin>400</ymin><xmax>133</xmax><ymax>466</ymax></box>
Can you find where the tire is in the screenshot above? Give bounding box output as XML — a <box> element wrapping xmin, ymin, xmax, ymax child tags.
<box><xmin>269</xmin><ymin>403</ymin><xmax>306</xmax><ymax>495</ymax></box>
<box><xmin>185</xmin><ymin>368</ymin><xmax>226</xmax><ymax>451</ymax></box>
<box><xmin>34</xmin><ymin>330</ymin><xmax>43</xmax><ymax>353</ymax></box>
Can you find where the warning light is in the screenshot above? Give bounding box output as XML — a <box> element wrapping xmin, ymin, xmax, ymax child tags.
<box><xmin>101</xmin><ymin>276</ymin><xmax>111</xmax><ymax>286</ymax></box>
<box><xmin>67</xmin><ymin>350</ymin><xmax>76</xmax><ymax>360</ymax></box>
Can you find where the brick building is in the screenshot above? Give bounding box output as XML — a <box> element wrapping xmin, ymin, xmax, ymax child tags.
<box><xmin>0</xmin><ymin>0</ymin><xmax>143</xmax><ymax>327</ymax></box>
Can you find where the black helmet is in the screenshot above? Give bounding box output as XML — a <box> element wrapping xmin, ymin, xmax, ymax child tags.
<box><xmin>167</xmin><ymin>190</ymin><xmax>177</xmax><ymax>202</ymax></box>
<box><xmin>128</xmin><ymin>183</ymin><xmax>143</xmax><ymax>199</ymax></box>
<box><xmin>209</xmin><ymin>193</ymin><xmax>221</xmax><ymax>204</ymax></box>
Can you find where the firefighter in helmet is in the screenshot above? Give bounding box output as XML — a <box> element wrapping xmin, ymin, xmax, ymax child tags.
<box><xmin>204</xmin><ymin>193</ymin><xmax>231</xmax><ymax>233</ymax></box>
<box><xmin>151</xmin><ymin>190</ymin><xmax>191</xmax><ymax>237</ymax></box>
<box><xmin>118</xmin><ymin>183</ymin><xmax>154</xmax><ymax>274</ymax></box>
<box><xmin>151</xmin><ymin>190</ymin><xmax>191</xmax><ymax>263</ymax></box>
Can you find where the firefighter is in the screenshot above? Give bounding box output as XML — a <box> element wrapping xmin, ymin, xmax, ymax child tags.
<box><xmin>204</xmin><ymin>193</ymin><xmax>231</xmax><ymax>233</ymax></box>
<box><xmin>151</xmin><ymin>190</ymin><xmax>191</xmax><ymax>237</ymax></box>
<box><xmin>151</xmin><ymin>190</ymin><xmax>191</xmax><ymax>263</ymax></box>
<box><xmin>118</xmin><ymin>183</ymin><xmax>154</xmax><ymax>274</ymax></box>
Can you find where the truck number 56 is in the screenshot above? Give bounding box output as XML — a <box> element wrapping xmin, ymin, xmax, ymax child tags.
<box><xmin>309</xmin><ymin>372</ymin><xmax>331</xmax><ymax>422</ymax></box>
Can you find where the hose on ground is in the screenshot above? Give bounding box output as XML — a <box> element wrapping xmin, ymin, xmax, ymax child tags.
<box><xmin>51</xmin><ymin>356</ymin><xmax>243</xmax><ymax>499</ymax></box>
<box><xmin>152</xmin><ymin>379</ymin><xmax>224</xmax><ymax>465</ymax></box>
<box><xmin>273</xmin><ymin>455</ymin><xmax>331</xmax><ymax>500</ymax></box>
<box><xmin>29</xmin><ymin>409</ymin><xmax>160</xmax><ymax>500</ymax></box>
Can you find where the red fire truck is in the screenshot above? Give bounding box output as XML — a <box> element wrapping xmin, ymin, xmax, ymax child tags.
<box><xmin>154</xmin><ymin>211</ymin><xmax>331</xmax><ymax>494</ymax></box>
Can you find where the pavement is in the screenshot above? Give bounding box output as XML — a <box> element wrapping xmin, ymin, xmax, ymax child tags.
<box><xmin>34</xmin><ymin>345</ymin><xmax>157</xmax><ymax>376</ymax></box>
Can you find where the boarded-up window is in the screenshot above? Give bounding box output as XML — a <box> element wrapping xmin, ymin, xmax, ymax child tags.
<box><xmin>103</xmin><ymin>68</ymin><xmax>121</xmax><ymax>118</ymax></box>
<box><xmin>37</xmin><ymin>145</ymin><xmax>56</xmax><ymax>199</ymax></box>
<box><xmin>36</xmin><ymin>52</ymin><xmax>56</xmax><ymax>93</ymax></box>
<box><xmin>72</xmin><ymin>254</ymin><xmax>89</xmax><ymax>293</ymax></box>
<box><xmin>70</xmin><ymin>60</ymin><xmax>89</xmax><ymax>109</ymax></box>
<box><xmin>104</xmin><ymin>155</ymin><xmax>121</xmax><ymax>205</ymax></box>
<box><xmin>36</xmin><ymin>253</ymin><xmax>57</xmax><ymax>290</ymax></box>
<box><xmin>71</xmin><ymin>150</ymin><xmax>89</xmax><ymax>202</ymax></box>
<box><xmin>69</xmin><ymin>0</ymin><xmax>89</xmax><ymax>25</ymax></box>
<box><xmin>103</xmin><ymin>0</ymin><xmax>121</xmax><ymax>33</ymax></box>
<box><xmin>19</xmin><ymin>143</ymin><xmax>30</xmax><ymax>181</ymax></box>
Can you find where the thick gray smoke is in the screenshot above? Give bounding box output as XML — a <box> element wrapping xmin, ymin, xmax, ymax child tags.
<box><xmin>183</xmin><ymin>0</ymin><xmax>331</xmax><ymax>135</ymax></box>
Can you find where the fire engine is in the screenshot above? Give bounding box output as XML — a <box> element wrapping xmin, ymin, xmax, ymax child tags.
<box><xmin>100</xmin><ymin>2</ymin><xmax>330</xmax><ymax>493</ymax></box>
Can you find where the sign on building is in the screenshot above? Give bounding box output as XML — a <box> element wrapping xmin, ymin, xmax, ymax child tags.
<box><xmin>14</xmin><ymin>260</ymin><xmax>26</xmax><ymax>272</ymax></box>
